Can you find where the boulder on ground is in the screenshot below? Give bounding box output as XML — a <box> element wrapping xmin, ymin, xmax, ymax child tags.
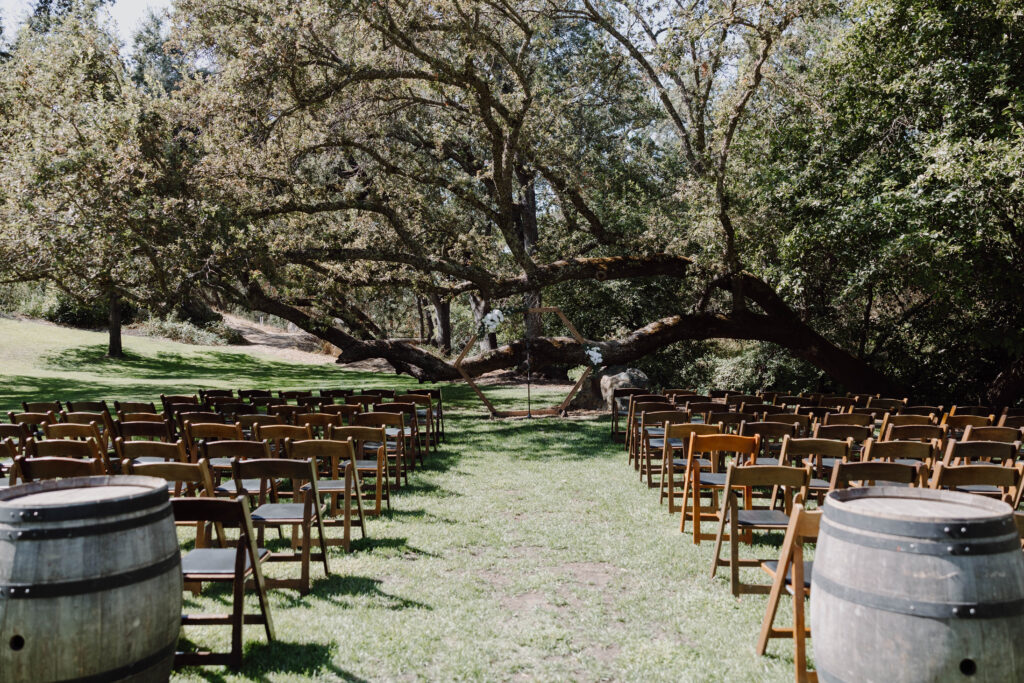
<box><xmin>569</xmin><ymin>367</ymin><xmax>650</xmax><ymax>411</ymax></box>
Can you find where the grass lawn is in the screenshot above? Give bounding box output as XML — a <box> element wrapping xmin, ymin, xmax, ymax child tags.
<box><xmin>0</xmin><ymin>318</ymin><xmax>797</xmax><ymax>681</ymax></box>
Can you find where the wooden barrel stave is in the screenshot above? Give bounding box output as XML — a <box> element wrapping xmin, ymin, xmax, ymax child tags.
<box><xmin>0</xmin><ymin>476</ymin><xmax>181</xmax><ymax>682</ymax></box>
<box><xmin>812</xmin><ymin>487</ymin><xmax>1024</xmax><ymax>683</ymax></box>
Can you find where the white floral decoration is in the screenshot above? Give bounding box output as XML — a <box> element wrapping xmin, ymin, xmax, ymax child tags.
<box><xmin>585</xmin><ymin>346</ymin><xmax>603</xmax><ymax>367</ymax></box>
<box><xmin>481</xmin><ymin>309</ymin><xmax>505</xmax><ymax>334</ymax></box>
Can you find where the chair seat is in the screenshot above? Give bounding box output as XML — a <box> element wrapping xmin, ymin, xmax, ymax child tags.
<box><xmin>671</xmin><ymin>457</ymin><xmax>712</xmax><ymax>469</ymax></box>
<box><xmin>181</xmin><ymin>547</ymin><xmax>270</xmax><ymax>577</ymax></box>
<box><xmin>734</xmin><ymin>509</ymin><xmax>791</xmax><ymax>527</ymax></box>
<box><xmin>697</xmin><ymin>472</ymin><xmax>729</xmax><ymax>487</ymax></box>
<box><xmin>761</xmin><ymin>559</ymin><xmax>814</xmax><ymax>589</ymax></box>
<box><xmin>353</xmin><ymin>459</ymin><xmax>380</xmax><ymax>470</ymax></box>
<box><xmin>302</xmin><ymin>479</ymin><xmax>346</xmax><ymax>492</ymax></box>
<box><xmin>648</xmin><ymin>437</ymin><xmax>682</xmax><ymax>450</ymax></box>
<box><xmin>251</xmin><ymin>503</ymin><xmax>306</xmax><ymax>523</ymax></box>
<box><xmin>132</xmin><ymin>456</ymin><xmax>170</xmax><ymax>465</ymax></box>
<box><xmin>215</xmin><ymin>478</ymin><xmax>265</xmax><ymax>495</ymax></box>
<box><xmin>802</xmin><ymin>457</ymin><xmax>842</xmax><ymax>470</ymax></box>
<box><xmin>955</xmin><ymin>484</ymin><xmax>1002</xmax><ymax>494</ymax></box>
<box><xmin>808</xmin><ymin>477</ymin><xmax>831</xmax><ymax>490</ymax></box>
<box><xmin>209</xmin><ymin>457</ymin><xmax>233</xmax><ymax>470</ymax></box>
<box><xmin>384</xmin><ymin>427</ymin><xmax>414</xmax><ymax>438</ymax></box>
<box><xmin>644</xmin><ymin>427</ymin><xmax>666</xmax><ymax>438</ymax></box>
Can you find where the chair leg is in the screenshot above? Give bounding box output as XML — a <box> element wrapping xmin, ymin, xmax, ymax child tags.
<box><xmin>710</xmin><ymin>501</ymin><xmax>728</xmax><ymax>579</ymax></box>
<box><xmin>729</xmin><ymin>496</ymin><xmax>741</xmax><ymax>596</ymax></box>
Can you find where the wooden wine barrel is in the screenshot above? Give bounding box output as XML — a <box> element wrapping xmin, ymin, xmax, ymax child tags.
<box><xmin>811</xmin><ymin>487</ymin><xmax>1024</xmax><ymax>682</ymax></box>
<box><xmin>0</xmin><ymin>476</ymin><xmax>181</xmax><ymax>682</ymax></box>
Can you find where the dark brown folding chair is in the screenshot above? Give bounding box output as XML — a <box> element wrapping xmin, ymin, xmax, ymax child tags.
<box><xmin>285</xmin><ymin>438</ymin><xmax>367</xmax><ymax>551</ymax></box>
<box><xmin>329</xmin><ymin>425</ymin><xmax>390</xmax><ymax>515</ymax></box>
<box><xmin>232</xmin><ymin>457</ymin><xmax>330</xmax><ymax>594</ymax></box>
<box><xmin>828</xmin><ymin>460</ymin><xmax>925</xmax><ymax>489</ymax></box>
<box><xmin>10</xmin><ymin>455</ymin><xmax>103</xmax><ymax>483</ymax></box>
<box><xmin>115</xmin><ymin>438</ymin><xmax>189</xmax><ymax>466</ymax></box>
<box><xmin>172</xmin><ymin>496</ymin><xmax>274</xmax><ymax>670</ymax></box>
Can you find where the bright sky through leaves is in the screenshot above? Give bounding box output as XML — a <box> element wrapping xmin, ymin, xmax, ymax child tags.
<box><xmin>0</xmin><ymin>0</ymin><xmax>172</xmax><ymax>47</ymax></box>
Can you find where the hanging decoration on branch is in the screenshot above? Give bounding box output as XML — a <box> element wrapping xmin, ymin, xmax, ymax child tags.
<box><xmin>455</xmin><ymin>306</ymin><xmax>599</xmax><ymax>419</ymax></box>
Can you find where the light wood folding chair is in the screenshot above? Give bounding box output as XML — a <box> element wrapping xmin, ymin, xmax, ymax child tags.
<box><xmin>128</xmin><ymin>458</ymin><xmax>221</xmax><ymax>548</ymax></box>
<box><xmin>710</xmin><ymin>464</ymin><xmax>810</xmax><ymax>595</ymax></box>
<box><xmin>286</xmin><ymin>438</ymin><xmax>367</xmax><ymax>551</ymax></box>
<box><xmin>201</xmin><ymin>440</ymin><xmax>273</xmax><ymax>495</ymax></box>
<box><xmin>756</xmin><ymin>503</ymin><xmax>820</xmax><ymax>683</ymax></box>
<box><xmin>962</xmin><ymin>425</ymin><xmax>1023</xmax><ymax>444</ymax></box>
<box><xmin>22</xmin><ymin>401</ymin><xmax>61</xmax><ymax>413</ymax></box>
<box><xmin>115</xmin><ymin>438</ymin><xmax>190</xmax><ymax>466</ymax></box>
<box><xmin>296</xmin><ymin>412</ymin><xmax>342</xmax><ymax>439</ymax></box>
<box><xmin>253</xmin><ymin>423</ymin><xmax>313</xmax><ymax>460</ymax></box>
<box><xmin>172</xmin><ymin>496</ymin><xmax>274</xmax><ymax>670</ymax></box>
<box><xmin>116</xmin><ymin>419</ymin><xmax>175</xmax><ymax>443</ymax></box>
<box><xmin>184</xmin><ymin>421</ymin><xmax>244</xmax><ymax>462</ymax></box>
<box><xmin>779</xmin><ymin>436</ymin><xmax>852</xmax><ymax>502</ymax></box>
<box><xmin>762</xmin><ymin>411</ymin><xmax>812</xmax><ymax>437</ymax></box>
<box><xmin>43</xmin><ymin>421</ymin><xmax>107</xmax><ymax>456</ymax></box>
<box><xmin>930</xmin><ymin>462</ymin><xmax>1023</xmax><ymax>507</ymax></box>
<box><xmin>321</xmin><ymin>403</ymin><xmax>362</xmax><ymax>426</ymax></box>
<box><xmin>828</xmin><ymin>460</ymin><xmax>926</xmax><ymax>489</ymax></box>
<box><xmin>940</xmin><ymin>439</ymin><xmax>1020</xmax><ymax>467</ymax></box>
<box><xmin>680</xmin><ymin>433</ymin><xmax>761</xmax><ymax>544</ymax></box>
<box><xmin>739</xmin><ymin>421</ymin><xmax>799</xmax><ymax>465</ymax></box>
<box><xmin>232</xmin><ymin>457</ymin><xmax>330</xmax><ymax>595</ymax></box>
<box><xmin>659</xmin><ymin>423</ymin><xmax>722</xmax><ymax>513</ymax></box>
<box><xmin>0</xmin><ymin>423</ymin><xmax>32</xmax><ymax>457</ymax></box>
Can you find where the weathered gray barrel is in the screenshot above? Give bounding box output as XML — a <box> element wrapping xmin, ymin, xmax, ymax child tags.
<box><xmin>811</xmin><ymin>487</ymin><xmax>1024</xmax><ymax>682</ymax></box>
<box><xmin>0</xmin><ymin>476</ymin><xmax>181</xmax><ymax>682</ymax></box>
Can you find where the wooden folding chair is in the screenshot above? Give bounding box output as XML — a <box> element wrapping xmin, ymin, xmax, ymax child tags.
<box><xmin>278</xmin><ymin>390</ymin><xmax>313</xmax><ymax>401</ymax></box>
<box><xmin>708</xmin><ymin>411</ymin><xmax>753</xmax><ymax>435</ymax></box>
<box><xmin>27</xmin><ymin>436</ymin><xmax>106</xmax><ymax>469</ymax></box>
<box><xmin>762</xmin><ymin>411</ymin><xmax>812</xmax><ymax>437</ymax></box>
<box><xmin>354</xmin><ymin>412</ymin><xmax>406</xmax><ymax>487</ymax></box>
<box><xmin>626</xmin><ymin>395</ymin><xmax>670</xmax><ymax>454</ymax></box>
<box><xmin>963</xmin><ymin>425</ymin><xmax>1023</xmax><ymax>444</ymax></box>
<box><xmin>679</xmin><ymin>433</ymin><xmax>760</xmax><ymax>544</ymax></box>
<box><xmin>0</xmin><ymin>423</ymin><xmax>31</xmax><ymax>456</ymax></box>
<box><xmin>882</xmin><ymin>423</ymin><xmax>948</xmax><ymax>450</ymax></box>
<box><xmin>286</xmin><ymin>438</ymin><xmax>367</xmax><ymax>551</ymax></box>
<box><xmin>329</xmin><ymin>425</ymin><xmax>390</xmax><ymax>515</ymax></box>
<box><xmin>172</xmin><ymin>496</ymin><xmax>274</xmax><ymax>670</ymax></box>
<box><xmin>22</xmin><ymin>400</ymin><xmax>61</xmax><ymax>413</ymax></box>
<box><xmin>861</xmin><ymin>437</ymin><xmax>938</xmax><ymax>471</ymax></box>
<box><xmin>940</xmin><ymin>439</ymin><xmax>1020</xmax><ymax>467</ymax></box>
<box><xmin>253</xmin><ymin>423</ymin><xmax>313</xmax><ymax>459</ymax></box>
<box><xmin>710</xmin><ymin>464</ymin><xmax>809</xmax><ymax>595</ymax></box>
<box><xmin>407</xmin><ymin>388</ymin><xmax>446</xmax><ymax>442</ymax></box>
<box><xmin>8</xmin><ymin>411</ymin><xmax>57</xmax><ymax>438</ymax></box>
<box><xmin>120</xmin><ymin>412</ymin><xmax>168</xmax><ymax>424</ymax></box>
<box><xmin>232</xmin><ymin>457</ymin><xmax>330</xmax><ymax>594</ymax></box>
<box><xmin>201</xmin><ymin>440</ymin><xmax>273</xmax><ymax>494</ymax></box>
<box><xmin>62</xmin><ymin>410</ymin><xmax>116</xmax><ymax>449</ymax></box>
<box><xmin>114</xmin><ymin>400</ymin><xmax>157</xmax><ymax>418</ymax></box>
<box><xmin>659</xmin><ymin>423</ymin><xmax>722</xmax><ymax>513</ymax></box>
<box><xmin>128</xmin><ymin>458</ymin><xmax>221</xmax><ymax>547</ymax></box>
<box><xmin>779</xmin><ymin>436</ymin><xmax>852</xmax><ymax>502</ymax></box>
<box><xmin>756</xmin><ymin>503</ymin><xmax>820</xmax><ymax>683</ymax></box>
<box><xmin>638</xmin><ymin>409</ymin><xmax>690</xmax><ymax>486</ymax></box>
<box><xmin>321</xmin><ymin>403</ymin><xmax>362</xmax><ymax>426</ymax></box>
<box><xmin>821</xmin><ymin>411</ymin><xmax>872</xmax><ymax>427</ymax></box>
<box><xmin>374</xmin><ymin>402</ymin><xmax>421</xmax><ymax>469</ymax></box>
<box><xmin>828</xmin><ymin>460</ymin><xmax>926</xmax><ymax>489</ymax></box>
<box><xmin>116</xmin><ymin>419</ymin><xmax>175</xmax><ymax>444</ymax></box>
<box><xmin>43</xmin><ymin>420</ymin><xmax>108</xmax><ymax>457</ymax></box>
<box><xmin>295</xmin><ymin>412</ymin><xmax>341</xmax><ymax>438</ymax></box>
<box><xmin>238</xmin><ymin>389</ymin><xmax>272</xmax><ymax>399</ymax></box>
<box><xmin>9</xmin><ymin>455</ymin><xmax>103</xmax><ymax>483</ymax></box>
<box><xmin>941</xmin><ymin>413</ymin><xmax>993</xmax><ymax>439</ymax></box>
<box><xmin>739</xmin><ymin>421</ymin><xmax>799</xmax><ymax>465</ymax></box>
<box><xmin>184</xmin><ymin>421</ymin><xmax>244</xmax><ymax>462</ymax></box>
<box><xmin>930</xmin><ymin>463</ymin><xmax>1022</xmax><ymax>507</ymax></box>
<box><xmin>397</xmin><ymin>393</ymin><xmax>439</xmax><ymax>454</ymax></box>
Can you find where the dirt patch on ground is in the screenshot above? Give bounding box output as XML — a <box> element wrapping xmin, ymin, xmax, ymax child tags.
<box><xmin>501</xmin><ymin>591</ymin><xmax>548</xmax><ymax>613</ymax></box>
<box><xmin>560</xmin><ymin>562</ymin><xmax>621</xmax><ymax>589</ymax></box>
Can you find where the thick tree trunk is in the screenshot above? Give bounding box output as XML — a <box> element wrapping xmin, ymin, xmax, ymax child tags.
<box><xmin>107</xmin><ymin>290</ymin><xmax>123</xmax><ymax>358</ymax></box>
<box><xmin>429</xmin><ymin>295</ymin><xmax>452</xmax><ymax>355</ymax></box>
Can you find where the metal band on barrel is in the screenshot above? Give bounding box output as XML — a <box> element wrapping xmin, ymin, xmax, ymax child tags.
<box><xmin>0</xmin><ymin>552</ymin><xmax>180</xmax><ymax>599</ymax></box>
<box><xmin>820</xmin><ymin>516</ymin><xmax>1021</xmax><ymax>556</ymax></box>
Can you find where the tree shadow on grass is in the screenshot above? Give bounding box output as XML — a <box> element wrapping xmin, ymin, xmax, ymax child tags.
<box><xmin>450</xmin><ymin>418</ymin><xmax>613</xmax><ymax>462</ymax></box>
<box><xmin>177</xmin><ymin>640</ymin><xmax>347</xmax><ymax>682</ymax></box>
<box><xmin>294</xmin><ymin>574</ymin><xmax>432</xmax><ymax>611</ymax></box>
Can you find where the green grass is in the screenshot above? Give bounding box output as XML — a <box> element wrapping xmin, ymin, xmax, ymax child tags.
<box><xmin>0</xmin><ymin>318</ymin><xmax>797</xmax><ymax>681</ymax></box>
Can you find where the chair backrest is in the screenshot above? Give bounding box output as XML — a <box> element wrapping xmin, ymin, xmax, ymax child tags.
<box><xmin>23</xmin><ymin>401</ymin><xmax>61</xmax><ymax>413</ymax></box>
<box><xmin>130</xmin><ymin>457</ymin><xmax>216</xmax><ymax>495</ymax></box>
<box><xmin>248</xmin><ymin>396</ymin><xmax>277</xmax><ymax>407</ymax></box>
<box><xmin>12</xmin><ymin>455</ymin><xmax>103</xmax><ymax>482</ymax></box>
<box><xmin>267</xmin><ymin>404</ymin><xmax>304</xmax><ymax>423</ymax></box>
<box><xmin>233</xmin><ymin>457</ymin><xmax>318</xmax><ymax>503</ymax></box>
<box><xmin>177</xmin><ymin>411</ymin><xmax>225</xmax><ymax>428</ymax></box>
<box><xmin>688</xmin><ymin>434</ymin><xmax>761</xmax><ymax>464</ymax></box>
<box><xmin>663</xmin><ymin>423</ymin><xmax>721</xmax><ymax>443</ymax></box>
<box><xmin>42</xmin><ymin>421</ymin><xmax>103</xmax><ymax>445</ymax></box>
<box><xmin>121</xmin><ymin>412</ymin><xmax>166</xmax><ymax>423</ymax></box>
<box><xmin>819</xmin><ymin>396</ymin><xmax>856</xmax><ymax>410</ymax></box>
<box><xmin>296</xmin><ymin>396</ymin><xmax>326</xmax><ymax>408</ymax></box>
<box><xmin>963</xmin><ymin>425</ymin><xmax>1022</xmax><ymax>443</ymax></box>
<box><xmin>941</xmin><ymin>440</ymin><xmax>1019</xmax><ymax>467</ymax></box>
<box><xmin>741</xmin><ymin>403</ymin><xmax>786</xmax><ymax>416</ymax></box>
<box><xmin>879</xmin><ymin>413</ymin><xmax>937</xmax><ymax>430</ymax></box>
<box><xmin>201</xmin><ymin>389</ymin><xmax>234</xmax><ymax>399</ymax></box>
<box><xmin>0</xmin><ymin>424</ymin><xmax>31</xmax><ymax>453</ymax></box>
<box><xmin>862</xmin><ymin>438</ymin><xmax>936</xmax><ymax>462</ymax></box>
<box><xmin>201</xmin><ymin>439</ymin><xmax>272</xmax><ymax>461</ymax></box>
<box><xmin>867</xmin><ymin>397</ymin><xmax>907</xmax><ymax>412</ymax></box>
<box><xmin>296</xmin><ymin>412</ymin><xmax>341</xmax><ymax>427</ymax></box>
<box><xmin>66</xmin><ymin>400</ymin><xmax>109</xmax><ymax>413</ymax></box>
<box><xmin>930</xmin><ymin>463</ymin><xmax>1020</xmax><ymax>495</ymax></box>
<box><xmin>319</xmin><ymin>389</ymin><xmax>354</xmax><ymax>398</ymax></box>
<box><xmin>904</xmin><ymin>405</ymin><xmax>943</xmax><ymax>417</ymax></box>
<box><xmin>116</xmin><ymin>420</ymin><xmax>174</xmax><ymax>442</ymax></box>
<box><xmin>206</xmin><ymin>395</ymin><xmax>239</xmax><ymax>406</ymax></box>
<box><xmin>217</xmin><ymin>403</ymin><xmax>258</xmax><ymax>417</ymax></box>
<box><xmin>641</xmin><ymin>410</ymin><xmax>691</xmax><ymax>431</ymax></box>
<box><xmin>1000</xmin><ymin>414</ymin><xmax>1024</xmax><ymax>429</ymax></box>
<box><xmin>161</xmin><ymin>394</ymin><xmax>199</xmax><ymax>408</ymax></box>
<box><xmin>812</xmin><ymin>424</ymin><xmax>872</xmax><ymax>444</ymax></box>
<box><xmin>62</xmin><ymin>410</ymin><xmax>115</xmax><ymax>437</ymax></box>
<box><xmin>830</xmin><ymin>460</ymin><xmax>924</xmax><ymax>489</ymax></box>
<box><xmin>321</xmin><ymin>404</ymin><xmax>362</xmax><ymax>423</ymax></box>
<box><xmin>285</xmin><ymin>438</ymin><xmax>355</xmax><ymax>479</ymax></box>
<box><xmin>345</xmin><ymin>395</ymin><xmax>379</xmax><ymax>408</ymax></box>
<box><xmin>354</xmin><ymin>412</ymin><xmax>403</xmax><ymax>429</ymax></box>
<box><xmin>9</xmin><ymin>411</ymin><xmax>57</xmax><ymax>429</ymax></box>
<box><xmin>114</xmin><ymin>400</ymin><xmax>157</xmax><ymax>415</ymax></box>
<box><xmin>761</xmin><ymin>412</ymin><xmax>812</xmax><ymax>435</ymax></box>
<box><xmin>685</xmin><ymin>401</ymin><xmax>720</xmax><ymax>417</ymax></box>
<box><xmin>237</xmin><ymin>414</ymin><xmax>283</xmax><ymax>430</ymax></box>
<box><xmin>950</xmin><ymin>405</ymin><xmax>995</xmax><ymax>417</ymax></box>
<box><xmin>709</xmin><ymin>411</ymin><xmax>753</xmax><ymax>425</ymax></box>
<box><xmin>822</xmin><ymin>412</ymin><xmax>873</xmax><ymax>427</ymax></box>
<box><xmin>942</xmin><ymin>414</ymin><xmax>993</xmax><ymax>430</ymax></box>
<box><xmin>278</xmin><ymin>390</ymin><xmax>313</xmax><ymax>400</ymax></box>
<box><xmin>779</xmin><ymin>436</ymin><xmax>852</xmax><ymax>467</ymax></box>
<box><xmin>374</xmin><ymin>402</ymin><xmax>417</xmax><ymax>422</ymax></box>
<box><xmin>185</xmin><ymin>421</ymin><xmax>244</xmax><ymax>445</ymax></box>
<box><xmin>883</xmin><ymin>423</ymin><xmax>947</xmax><ymax>444</ymax></box>
<box><xmin>115</xmin><ymin>438</ymin><xmax>189</xmax><ymax>464</ymax></box>
<box><xmin>27</xmin><ymin>437</ymin><xmax>101</xmax><ymax>460</ymax></box>
<box><xmin>725</xmin><ymin>394</ymin><xmax>759</xmax><ymax>407</ymax></box>
<box><xmin>362</xmin><ymin>388</ymin><xmax>395</xmax><ymax>398</ymax></box>
<box><xmin>328</xmin><ymin>425</ymin><xmax>387</xmax><ymax>452</ymax></box>
<box><xmin>723</xmin><ymin>462</ymin><xmax>810</xmax><ymax>490</ymax></box>
<box><xmin>238</xmin><ymin>389</ymin><xmax>272</xmax><ymax>399</ymax></box>
<box><xmin>254</xmin><ymin>424</ymin><xmax>314</xmax><ymax>453</ymax></box>
<box><xmin>739</xmin><ymin>421</ymin><xmax>798</xmax><ymax>442</ymax></box>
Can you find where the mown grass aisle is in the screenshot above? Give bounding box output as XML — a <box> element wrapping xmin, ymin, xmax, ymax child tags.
<box><xmin>175</xmin><ymin>413</ymin><xmax>794</xmax><ymax>681</ymax></box>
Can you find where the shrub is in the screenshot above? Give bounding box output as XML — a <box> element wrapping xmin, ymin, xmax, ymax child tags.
<box><xmin>130</xmin><ymin>316</ymin><xmax>247</xmax><ymax>346</ymax></box>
